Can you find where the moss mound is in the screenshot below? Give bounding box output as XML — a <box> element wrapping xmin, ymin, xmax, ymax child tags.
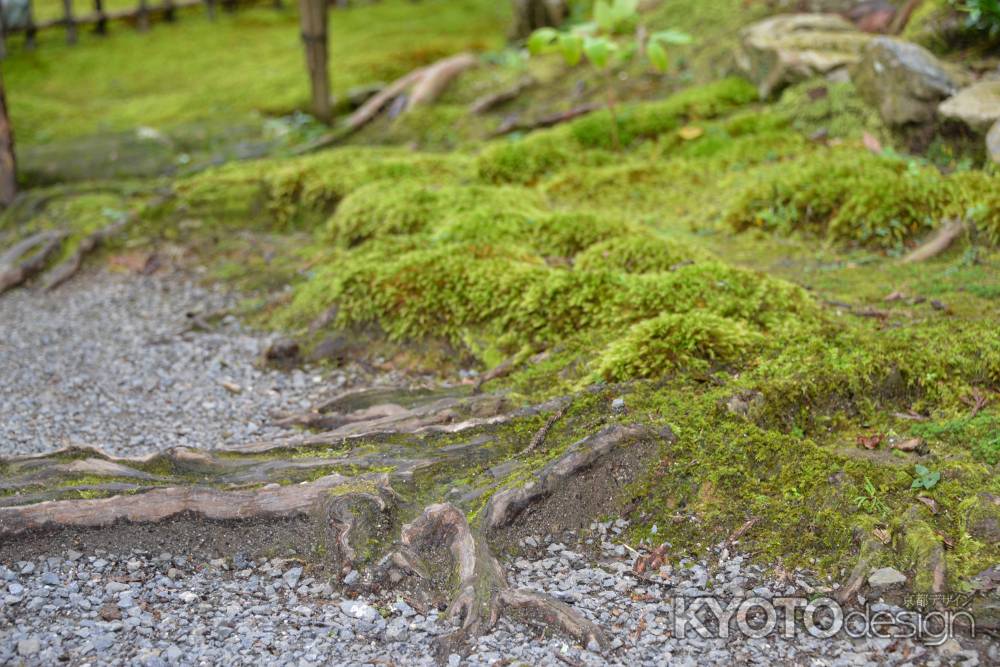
<box><xmin>726</xmin><ymin>148</ymin><xmax>1000</xmax><ymax>249</ymax></box>
<box><xmin>573</xmin><ymin>235</ymin><xmax>711</xmax><ymax>273</ymax></box>
<box><xmin>172</xmin><ymin>148</ymin><xmax>472</xmax><ymax>231</ymax></box>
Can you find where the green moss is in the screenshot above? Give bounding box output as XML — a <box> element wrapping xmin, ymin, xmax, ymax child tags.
<box><xmin>773</xmin><ymin>80</ymin><xmax>890</xmax><ymax>142</ymax></box>
<box><xmin>573</xmin><ymin>234</ymin><xmax>711</xmax><ymax>273</ymax></box>
<box><xmin>726</xmin><ymin>148</ymin><xmax>1000</xmax><ymax>249</ymax></box>
<box><xmin>327</xmin><ymin>180</ymin><xmax>546</xmax><ymax>246</ymax></box>
<box><xmin>568</xmin><ymin>77</ymin><xmax>759</xmax><ymax>151</ymax></box>
<box><xmin>593</xmin><ymin>312</ymin><xmax>763</xmax><ymax>381</ymax></box>
<box><xmin>6</xmin><ymin>0</ymin><xmax>509</xmax><ymax>145</ymax></box>
<box><xmin>171</xmin><ymin>147</ymin><xmax>471</xmax><ymax>231</ymax></box>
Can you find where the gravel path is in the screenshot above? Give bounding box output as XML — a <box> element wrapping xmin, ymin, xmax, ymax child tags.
<box><xmin>0</xmin><ymin>270</ymin><xmax>338</xmax><ymax>457</ymax></box>
<box><xmin>1</xmin><ymin>522</ymin><xmax>990</xmax><ymax>666</ymax></box>
<box><xmin>0</xmin><ymin>273</ymin><xmax>991</xmax><ymax>665</ymax></box>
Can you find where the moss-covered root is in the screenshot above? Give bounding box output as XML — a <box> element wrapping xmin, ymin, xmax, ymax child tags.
<box><xmin>383</xmin><ymin>503</ymin><xmax>608</xmax><ymax>656</ymax></box>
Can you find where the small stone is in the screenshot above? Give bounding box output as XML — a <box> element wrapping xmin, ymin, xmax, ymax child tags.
<box><xmin>611</xmin><ymin>397</ymin><xmax>626</xmax><ymax>414</ymax></box>
<box><xmin>282</xmin><ymin>566</ymin><xmax>303</xmax><ymax>589</ymax></box>
<box><xmin>17</xmin><ymin>637</ymin><xmax>40</xmax><ymax>657</ymax></box>
<box><xmin>384</xmin><ymin>618</ymin><xmax>409</xmax><ymax>642</ymax></box>
<box><xmin>342</xmin><ymin>570</ymin><xmax>359</xmax><ymax>586</ymax></box>
<box><xmin>178</xmin><ymin>591</ymin><xmax>199</xmax><ymax>604</ymax></box>
<box><xmin>868</xmin><ymin>567</ymin><xmax>907</xmax><ymax>590</ymax></box>
<box><xmin>100</xmin><ymin>603</ymin><xmax>122</xmax><ymax>621</ymax></box>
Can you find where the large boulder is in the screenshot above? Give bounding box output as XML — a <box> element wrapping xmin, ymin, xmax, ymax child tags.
<box><xmin>852</xmin><ymin>36</ymin><xmax>959</xmax><ymax>126</ymax></box>
<box><xmin>988</xmin><ymin>120</ymin><xmax>1000</xmax><ymax>164</ymax></box>
<box><xmin>939</xmin><ymin>81</ymin><xmax>1000</xmax><ymax>133</ymax></box>
<box><xmin>737</xmin><ymin>14</ymin><xmax>873</xmax><ymax>99</ymax></box>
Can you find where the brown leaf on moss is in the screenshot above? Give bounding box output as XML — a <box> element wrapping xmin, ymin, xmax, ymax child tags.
<box><xmin>857</xmin><ymin>434</ymin><xmax>883</xmax><ymax>450</ymax></box>
<box><xmin>891</xmin><ymin>437</ymin><xmax>924</xmax><ymax>453</ymax></box>
<box><xmin>917</xmin><ymin>496</ymin><xmax>939</xmax><ymax>514</ymax></box>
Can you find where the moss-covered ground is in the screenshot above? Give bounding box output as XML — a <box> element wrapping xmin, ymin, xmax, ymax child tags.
<box><xmin>2</xmin><ymin>0</ymin><xmax>999</xmax><ymax>592</ymax></box>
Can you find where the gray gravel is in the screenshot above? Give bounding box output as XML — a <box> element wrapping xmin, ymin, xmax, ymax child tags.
<box><xmin>0</xmin><ymin>270</ymin><xmax>340</xmax><ymax>457</ymax></box>
<box><xmin>0</xmin><ymin>522</ymin><xmax>989</xmax><ymax>666</ymax></box>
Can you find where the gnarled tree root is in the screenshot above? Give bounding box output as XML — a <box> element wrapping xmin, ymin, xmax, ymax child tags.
<box><xmin>0</xmin><ymin>396</ymin><xmax>657</xmax><ymax>652</ymax></box>
<box><xmin>380</xmin><ymin>503</ymin><xmax>607</xmax><ymax>656</ymax></box>
<box><xmin>0</xmin><ymin>230</ymin><xmax>66</xmax><ymax>295</ymax></box>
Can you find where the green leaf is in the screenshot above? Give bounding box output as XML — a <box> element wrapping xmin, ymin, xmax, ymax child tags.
<box><xmin>594</xmin><ymin>0</ymin><xmax>614</xmax><ymax>32</ymax></box>
<box><xmin>911</xmin><ymin>478</ymin><xmax>922</xmax><ymax>490</ymax></box>
<box><xmin>528</xmin><ymin>28</ymin><xmax>559</xmax><ymax>55</ymax></box>
<box><xmin>915</xmin><ymin>464</ymin><xmax>929</xmax><ymax>476</ymax></box>
<box><xmin>651</xmin><ymin>29</ymin><xmax>694</xmax><ymax>45</ymax></box>
<box><xmin>584</xmin><ymin>37</ymin><xmax>615</xmax><ymax>69</ymax></box>
<box><xmin>647</xmin><ymin>41</ymin><xmax>669</xmax><ymax>72</ymax></box>
<box><xmin>558</xmin><ymin>33</ymin><xmax>584</xmax><ymax>66</ymax></box>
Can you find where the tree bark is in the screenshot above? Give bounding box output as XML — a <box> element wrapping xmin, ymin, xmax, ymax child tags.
<box><xmin>298</xmin><ymin>0</ymin><xmax>331</xmax><ymax>123</ymax></box>
<box><xmin>510</xmin><ymin>0</ymin><xmax>566</xmax><ymax>39</ymax></box>
<box><xmin>0</xmin><ymin>71</ymin><xmax>16</xmax><ymax>208</ymax></box>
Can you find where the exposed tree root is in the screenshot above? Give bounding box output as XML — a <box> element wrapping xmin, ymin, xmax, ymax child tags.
<box><xmin>42</xmin><ymin>218</ymin><xmax>129</xmax><ymax>290</ymax></box>
<box><xmin>836</xmin><ymin>537</ymin><xmax>885</xmax><ymax>605</ymax></box>
<box><xmin>492</xmin><ymin>103</ymin><xmax>601</xmax><ymax>137</ymax></box>
<box><xmin>298</xmin><ymin>53</ymin><xmax>478</xmax><ymax>154</ymax></box>
<box><xmin>902</xmin><ymin>219</ymin><xmax>964</xmax><ymax>263</ymax></box>
<box><xmin>0</xmin><ymin>472</ymin><xmax>386</xmax><ymax>536</ymax></box>
<box><xmin>0</xmin><ymin>391</ymin><xmax>657</xmax><ymax>651</ymax></box>
<box><xmin>483</xmin><ymin>423</ymin><xmax>652</xmax><ymax>533</ymax></box>
<box><xmin>380</xmin><ymin>503</ymin><xmax>607</xmax><ymax>655</ymax></box>
<box><xmin>0</xmin><ymin>230</ymin><xmax>66</xmax><ymax>295</ymax></box>
<box><xmin>469</xmin><ymin>77</ymin><xmax>536</xmax><ymax>115</ymax></box>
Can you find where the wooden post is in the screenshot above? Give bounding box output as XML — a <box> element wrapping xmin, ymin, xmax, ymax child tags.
<box><xmin>0</xmin><ymin>9</ymin><xmax>7</xmax><ymax>60</ymax></box>
<box><xmin>137</xmin><ymin>0</ymin><xmax>149</xmax><ymax>31</ymax></box>
<box><xmin>62</xmin><ymin>0</ymin><xmax>78</xmax><ymax>44</ymax></box>
<box><xmin>205</xmin><ymin>0</ymin><xmax>216</xmax><ymax>20</ymax></box>
<box><xmin>510</xmin><ymin>0</ymin><xmax>566</xmax><ymax>39</ymax></box>
<box><xmin>0</xmin><ymin>71</ymin><xmax>17</xmax><ymax>208</ymax></box>
<box><xmin>163</xmin><ymin>0</ymin><xmax>176</xmax><ymax>22</ymax></box>
<box><xmin>298</xmin><ymin>0</ymin><xmax>331</xmax><ymax>123</ymax></box>
<box><xmin>25</xmin><ymin>0</ymin><xmax>37</xmax><ymax>49</ymax></box>
<box><xmin>94</xmin><ymin>0</ymin><xmax>107</xmax><ymax>34</ymax></box>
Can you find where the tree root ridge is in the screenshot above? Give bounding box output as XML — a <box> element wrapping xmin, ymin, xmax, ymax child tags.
<box><xmin>383</xmin><ymin>503</ymin><xmax>607</xmax><ymax>657</ymax></box>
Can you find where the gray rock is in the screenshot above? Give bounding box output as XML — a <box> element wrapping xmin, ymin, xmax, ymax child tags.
<box><xmin>853</xmin><ymin>37</ymin><xmax>959</xmax><ymax>126</ymax></box>
<box><xmin>737</xmin><ymin>14</ymin><xmax>871</xmax><ymax>99</ymax></box>
<box><xmin>868</xmin><ymin>567</ymin><xmax>907</xmax><ymax>590</ymax></box>
<box><xmin>283</xmin><ymin>566</ymin><xmax>303</xmax><ymax>589</ymax></box>
<box><xmin>940</xmin><ymin>81</ymin><xmax>1000</xmax><ymax>133</ymax></box>
<box><xmin>339</xmin><ymin>599</ymin><xmax>381</xmax><ymax>624</ymax></box>
<box><xmin>384</xmin><ymin>618</ymin><xmax>409</xmax><ymax>642</ymax></box>
<box><xmin>988</xmin><ymin>120</ymin><xmax>1000</xmax><ymax>165</ymax></box>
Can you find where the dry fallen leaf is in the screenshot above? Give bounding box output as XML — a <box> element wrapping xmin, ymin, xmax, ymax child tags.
<box><xmin>677</xmin><ymin>126</ymin><xmax>704</xmax><ymax>141</ymax></box>
<box><xmin>884</xmin><ymin>290</ymin><xmax>906</xmax><ymax>302</ymax></box>
<box><xmin>857</xmin><ymin>434</ymin><xmax>883</xmax><ymax>450</ymax></box>
<box><xmin>862</xmin><ymin>131</ymin><xmax>883</xmax><ymax>154</ymax></box>
<box><xmin>873</xmin><ymin>527</ymin><xmax>892</xmax><ymax>544</ymax></box>
<box><xmin>892</xmin><ymin>437</ymin><xmax>923</xmax><ymax>453</ymax></box>
<box><xmin>917</xmin><ymin>496</ymin><xmax>939</xmax><ymax>514</ymax></box>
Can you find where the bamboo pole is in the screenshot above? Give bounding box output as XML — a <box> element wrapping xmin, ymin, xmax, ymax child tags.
<box><xmin>94</xmin><ymin>0</ymin><xmax>107</xmax><ymax>34</ymax></box>
<box><xmin>137</xmin><ymin>0</ymin><xmax>149</xmax><ymax>30</ymax></box>
<box><xmin>62</xmin><ymin>0</ymin><xmax>77</xmax><ymax>43</ymax></box>
<box><xmin>0</xmin><ymin>71</ymin><xmax>17</xmax><ymax>208</ymax></box>
<box><xmin>298</xmin><ymin>0</ymin><xmax>330</xmax><ymax>123</ymax></box>
<box><xmin>25</xmin><ymin>0</ymin><xmax>37</xmax><ymax>49</ymax></box>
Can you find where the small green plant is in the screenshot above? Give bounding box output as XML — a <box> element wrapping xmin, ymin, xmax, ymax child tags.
<box><xmin>911</xmin><ymin>465</ymin><xmax>941</xmax><ymax>491</ymax></box>
<box><xmin>953</xmin><ymin>0</ymin><xmax>1000</xmax><ymax>37</ymax></box>
<box><xmin>528</xmin><ymin>0</ymin><xmax>692</xmax><ymax>150</ymax></box>
<box><xmin>854</xmin><ymin>477</ymin><xmax>889</xmax><ymax>516</ymax></box>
